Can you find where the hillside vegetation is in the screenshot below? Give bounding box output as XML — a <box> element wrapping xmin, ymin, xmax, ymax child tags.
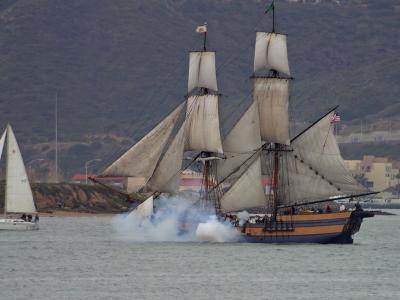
<box><xmin>0</xmin><ymin>182</ymin><xmax>130</xmax><ymax>213</ymax></box>
<box><xmin>0</xmin><ymin>0</ymin><xmax>398</xmax><ymax>176</ymax></box>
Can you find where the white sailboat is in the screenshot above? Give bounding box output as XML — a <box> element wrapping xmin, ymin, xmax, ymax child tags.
<box><xmin>0</xmin><ymin>124</ymin><xmax>39</xmax><ymax>230</ymax></box>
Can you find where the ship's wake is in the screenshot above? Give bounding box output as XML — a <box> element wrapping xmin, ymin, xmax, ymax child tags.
<box><xmin>111</xmin><ymin>195</ymin><xmax>240</xmax><ymax>242</ymax></box>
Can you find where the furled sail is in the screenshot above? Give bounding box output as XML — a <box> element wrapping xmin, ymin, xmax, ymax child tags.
<box><xmin>102</xmin><ymin>103</ymin><xmax>184</xmax><ymax>182</ymax></box>
<box><xmin>5</xmin><ymin>125</ymin><xmax>36</xmax><ymax>214</ymax></box>
<box><xmin>282</xmin><ymin>111</ymin><xmax>367</xmax><ymax>205</ymax></box>
<box><xmin>217</xmin><ymin>101</ymin><xmax>262</xmax><ymax>181</ymax></box>
<box><xmin>146</xmin><ymin>121</ymin><xmax>187</xmax><ymax>194</ymax></box>
<box><xmin>253</xmin><ymin>77</ymin><xmax>290</xmax><ymax>145</ymax></box>
<box><xmin>185</xmin><ymin>94</ymin><xmax>223</xmax><ymax>153</ymax></box>
<box><xmin>219</xmin><ymin>156</ymin><xmax>266</xmax><ymax>213</ymax></box>
<box><xmin>188</xmin><ymin>51</ymin><xmax>218</xmax><ymax>93</ymax></box>
<box><xmin>254</xmin><ymin>32</ymin><xmax>290</xmax><ymax>76</ymax></box>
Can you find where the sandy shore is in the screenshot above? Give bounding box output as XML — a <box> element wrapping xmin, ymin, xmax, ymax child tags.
<box><xmin>38</xmin><ymin>210</ymin><xmax>124</xmax><ymax>217</ymax></box>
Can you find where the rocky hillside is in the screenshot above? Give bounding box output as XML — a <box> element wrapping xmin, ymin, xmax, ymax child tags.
<box><xmin>0</xmin><ymin>182</ymin><xmax>130</xmax><ymax>213</ymax></box>
<box><xmin>0</xmin><ymin>0</ymin><xmax>397</xmax><ymax>176</ymax></box>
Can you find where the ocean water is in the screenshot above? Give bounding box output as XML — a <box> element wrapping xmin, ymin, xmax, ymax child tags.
<box><xmin>0</xmin><ymin>211</ymin><xmax>399</xmax><ymax>300</ymax></box>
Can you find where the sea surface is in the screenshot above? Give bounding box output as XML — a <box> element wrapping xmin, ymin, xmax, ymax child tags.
<box><xmin>1</xmin><ymin>211</ymin><xmax>399</xmax><ymax>300</ymax></box>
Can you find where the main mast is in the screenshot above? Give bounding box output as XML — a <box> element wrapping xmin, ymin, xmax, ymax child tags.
<box><xmin>253</xmin><ymin>1</ymin><xmax>292</xmax><ymax>219</ymax></box>
<box><xmin>186</xmin><ymin>23</ymin><xmax>224</xmax><ymax>213</ymax></box>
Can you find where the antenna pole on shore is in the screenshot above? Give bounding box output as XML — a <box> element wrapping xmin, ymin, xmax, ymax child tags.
<box><xmin>55</xmin><ymin>93</ymin><xmax>58</xmax><ymax>183</ymax></box>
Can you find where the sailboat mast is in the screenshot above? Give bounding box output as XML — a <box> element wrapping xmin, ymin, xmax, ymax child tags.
<box><xmin>4</xmin><ymin>126</ymin><xmax>8</xmax><ymax>217</ymax></box>
<box><xmin>188</xmin><ymin>23</ymin><xmax>224</xmax><ymax>212</ymax></box>
<box><xmin>200</xmin><ymin>30</ymin><xmax>214</xmax><ymax>211</ymax></box>
<box><xmin>203</xmin><ymin>30</ymin><xmax>207</xmax><ymax>51</ymax></box>
<box><xmin>253</xmin><ymin>1</ymin><xmax>291</xmax><ymax>218</ymax></box>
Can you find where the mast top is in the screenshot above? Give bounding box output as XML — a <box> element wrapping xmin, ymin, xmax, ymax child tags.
<box><xmin>265</xmin><ymin>1</ymin><xmax>275</xmax><ymax>33</ymax></box>
<box><xmin>195</xmin><ymin>23</ymin><xmax>208</xmax><ymax>51</ymax></box>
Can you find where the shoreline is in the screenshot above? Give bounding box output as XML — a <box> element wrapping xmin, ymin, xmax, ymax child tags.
<box><xmin>38</xmin><ymin>210</ymin><xmax>125</xmax><ymax>217</ymax></box>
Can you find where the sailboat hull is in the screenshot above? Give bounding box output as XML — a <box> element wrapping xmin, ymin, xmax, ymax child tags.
<box><xmin>235</xmin><ymin>210</ymin><xmax>373</xmax><ymax>244</ymax></box>
<box><xmin>0</xmin><ymin>219</ymin><xmax>39</xmax><ymax>231</ymax></box>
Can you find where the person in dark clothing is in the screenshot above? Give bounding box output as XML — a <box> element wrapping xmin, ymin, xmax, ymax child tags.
<box><xmin>34</xmin><ymin>215</ymin><xmax>39</xmax><ymax>222</ymax></box>
<box><xmin>21</xmin><ymin>214</ymin><xmax>26</xmax><ymax>221</ymax></box>
<box><xmin>326</xmin><ymin>205</ymin><xmax>332</xmax><ymax>213</ymax></box>
<box><xmin>27</xmin><ymin>215</ymin><xmax>32</xmax><ymax>222</ymax></box>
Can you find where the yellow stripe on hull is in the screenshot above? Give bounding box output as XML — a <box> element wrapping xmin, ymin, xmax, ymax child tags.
<box><xmin>241</xmin><ymin>224</ymin><xmax>345</xmax><ymax>237</ymax></box>
<box><xmin>277</xmin><ymin>211</ymin><xmax>351</xmax><ymax>222</ymax></box>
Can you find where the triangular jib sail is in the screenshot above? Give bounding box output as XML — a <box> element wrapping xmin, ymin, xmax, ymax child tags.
<box><xmin>101</xmin><ymin>103</ymin><xmax>185</xmax><ymax>183</ymax></box>
<box><xmin>281</xmin><ymin>111</ymin><xmax>368</xmax><ymax>206</ymax></box>
<box><xmin>217</xmin><ymin>101</ymin><xmax>262</xmax><ymax>181</ymax></box>
<box><xmin>5</xmin><ymin>125</ymin><xmax>36</xmax><ymax>214</ymax></box>
<box><xmin>146</xmin><ymin>121</ymin><xmax>187</xmax><ymax>194</ymax></box>
<box><xmin>219</xmin><ymin>156</ymin><xmax>266</xmax><ymax>213</ymax></box>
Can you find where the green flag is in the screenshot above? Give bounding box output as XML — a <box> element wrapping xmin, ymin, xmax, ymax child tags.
<box><xmin>265</xmin><ymin>1</ymin><xmax>274</xmax><ymax>14</ymax></box>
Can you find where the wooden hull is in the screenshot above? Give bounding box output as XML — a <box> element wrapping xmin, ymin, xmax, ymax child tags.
<box><xmin>0</xmin><ymin>218</ymin><xmax>39</xmax><ymax>231</ymax></box>
<box><xmin>235</xmin><ymin>210</ymin><xmax>374</xmax><ymax>244</ymax></box>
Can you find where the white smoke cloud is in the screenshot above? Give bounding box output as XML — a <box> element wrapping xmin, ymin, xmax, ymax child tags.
<box><xmin>196</xmin><ymin>216</ymin><xmax>240</xmax><ymax>242</ymax></box>
<box><xmin>111</xmin><ymin>195</ymin><xmax>239</xmax><ymax>243</ymax></box>
<box><xmin>237</xmin><ymin>210</ymin><xmax>250</xmax><ymax>226</ymax></box>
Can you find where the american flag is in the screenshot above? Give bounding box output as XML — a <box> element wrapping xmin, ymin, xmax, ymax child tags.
<box><xmin>331</xmin><ymin>113</ymin><xmax>341</xmax><ymax>123</ymax></box>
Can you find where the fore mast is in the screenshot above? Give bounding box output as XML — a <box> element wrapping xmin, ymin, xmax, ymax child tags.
<box><xmin>186</xmin><ymin>24</ymin><xmax>224</xmax><ymax>213</ymax></box>
<box><xmin>253</xmin><ymin>1</ymin><xmax>292</xmax><ymax>219</ymax></box>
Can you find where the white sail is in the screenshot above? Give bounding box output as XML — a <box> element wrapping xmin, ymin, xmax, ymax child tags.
<box><xmin>254</xmin><ymin>32</ymin><xmax>290</xmax><ymax>76</ymax></box>
<box><xmin>220</xmin><ymin>156</ymin><xmax>266</xmax><ymax>213</ymax></box>
<box><xmin>217</xmin><ymin>102</ymin><xmax>262</xmax><ymax>181</ymax></box>
<box><xmin>128</xmin><ymin>196</ymin><xmax>154</xmax><ymax>219</ymax></box>
<box><xmin>0</xmin><ymin>128</ymin><xmax>7</xmax><ymax>162</ymax></box>
<box><xmin>253</xmin><ymin>77</ymin><xmax>290</xmax><ymax>145</ymax></box>
<box><xmin>146</xmin><ymin>121</ymin><xmax>187</xmax><ymax>194</ymax></box>
<box><xmin>5</xmin><ymin>125</ymin><xmax>36</xmax><ymax>214</ymax></box>
<box><xmin>188</xmin><ymin>51</ymin><xmax>218</xmax><ymax>93</ymax></box>
<box><xmin>102</xmin><ymin>103</ymin><xmax>184</xmax><ymax>183</ymax></box>
<box><xmin>283</xmin><ymin>111</ymin><xmax>367</xmax><ymax>205</ymax></box>
<box><xmin>185</xmin><ymin>94</ymin><xmax>223</xmax><ymax>153</ymax></box>
<box><xmin>281</xmin><ymin>155</ymin><xmax>345</xmax><ymax>206</ymax></box>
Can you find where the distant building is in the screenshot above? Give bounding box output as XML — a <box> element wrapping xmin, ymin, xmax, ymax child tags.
<box><xmin>179</xmin><ymin>170</ymin><xmax>203</xmax><ymax>193</ymax></box>
<box><xmin>344</xmin><ymin>156</ymin><xmax>400</xmax><ymax>192</ymax></box>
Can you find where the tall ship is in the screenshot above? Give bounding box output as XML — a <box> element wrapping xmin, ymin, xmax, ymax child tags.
<box><xmin>99</xmin><ymin>4</ymin><xmax>376</xmax><ymax>243</ymax></box>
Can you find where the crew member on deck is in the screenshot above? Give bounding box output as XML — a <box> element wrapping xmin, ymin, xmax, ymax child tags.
<box><xmin>326</xmin><ymin>205</ymin><xmax>332</xmax><ymax>213</ymax></box>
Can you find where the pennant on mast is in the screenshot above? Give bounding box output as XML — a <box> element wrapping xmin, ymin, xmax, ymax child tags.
<box><xmin>196</xmin><ymin>24</ymin><xmax>207</xmax><ymax>33</ymax></box>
